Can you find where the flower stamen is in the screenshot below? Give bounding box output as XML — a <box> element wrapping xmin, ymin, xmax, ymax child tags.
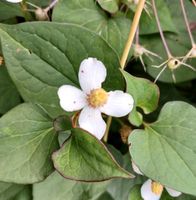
<box><xmin>87</xmin><ymin>88</ymin><xmax>108</xmax><ymax>108</ymax></box>
<box><xmin>151</xmin><ymin>181</ymin><xmax>164</xmax><ymax>195</ymax></box>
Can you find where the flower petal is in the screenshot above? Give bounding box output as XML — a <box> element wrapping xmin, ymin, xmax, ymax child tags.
<box><xmin>100</xmin><ymin>91</ymin><xmax>134</xmax><ymax>117</ymax></box>
<box><xmin>78</xmin><ymin>106</ymin><xmax>106</xmax><ymax>140</ymax></box>
<box><xmin>58</xmin><ymin>85</ymin><xmax>86</xmax><ymax>112</ymax></box>
<box><xmin>132</xmin><ymin>161</ymin><xmax>143</xmax><ymax>175</ymax></box>
<box><xmin>165</xmin><ymin>187</ymin><xmax>182</xmax><ymax>197</ymax></box>
<box><xmin>141</xmin><ymin>179</ymin><xmax>161</xmax><ymax>200</ymax></box>
<box><xmin>6</xmin><ymin>0</ymin><xmax>22</xmax><ymax>2</ymax></box>
<box><xmin>78</xmin><ymin>58</ymin><xmax>106</xmax><ymax>94</ymax></box>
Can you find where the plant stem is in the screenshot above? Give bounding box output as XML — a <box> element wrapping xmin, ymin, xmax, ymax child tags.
<box><xmin>103</xmin><ymin>0</ymin><xmax>145</xmax><ymax>142</ymax></box>
<box><xmin>180</xmin><ymin>0</ymin><xmax>195</xmax><ymax>46</ymax></box>
<box><xmin>151</xmin><ymin>0</ymin><xmax>172</xmax><ymax>58</ymax></box>
<box><xmin>45</xmin><ymin>0</ymin><xmax>59</xmax><ymax>12</ymax></box>
<box><xmin>103</xmin><ymin>116</ymin><xmax>112</xmax><ymax>142</ymax></box>
<box><xmin>120</xmin><ymin>0</ymin><xmax>146</xmax><ymax>69</ymax></box>
<box><xmin>135</xmin><ymin>26</ymin><xmax>140</xmax><ymax>45</ymax></box>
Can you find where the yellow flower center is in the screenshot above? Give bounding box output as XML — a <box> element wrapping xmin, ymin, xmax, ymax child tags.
<box><xmin>168</xmin><ymin>58</ymin><xmax>179</xmax><ymax>70</ymax></box>
<box><xmin>87</xmin><ymin>88</ymin><xmax>108</xmax><ymax>108</ymax></box>
<box><xmin>151</xmin><ymin>181</ymin><xmax>163</xmax><ymax>195</ymax></box>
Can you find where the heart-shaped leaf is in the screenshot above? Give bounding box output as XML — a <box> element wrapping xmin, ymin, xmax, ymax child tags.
<box><xmin>0</xmin><ymin>22</ymin><xmax>124</xmax><ymax>117</ymax></box>
<box><xmin>122</xmin><ymin>70</ymin><xmax>159</xmax><ymax>126</ymax></box>
<box><xmin>0</xmin><ymin>103</ymin><xmax>58</xmax><ymax>184</ymax></box>
<box><xmin>129</xmin><ymin>101</ymin><xmax>196</xmax><ymax>195</ymax></box>
<box><xmin>52</xmin><ymin>0</ymin><xmax>131</xmax><ymax>58</ymax></box>
<box><xmin>52</xmin><ymin>128</ymin><xmax>133</xmax><ymax>181</ymax></box>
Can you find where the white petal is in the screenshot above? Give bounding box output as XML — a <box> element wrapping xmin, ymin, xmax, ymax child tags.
<box><xmin>58</xmin><ymin>85</ymin><xmax>86</xmax><ymax>112</ymax></box>
<box><xmin>6</xmin><ymin>0</ymin><xmax>22</xmax><ymax>2</ymax></box>
<box><xmin>132</xmin><ymin>161</ymin><xmax>143</xmax><ymax>175</ymax></box>
<box><xmin>100</xmin><ymin>91</ymin><xmax>134</xmax><ymax>117</ymax></box>
<box><xmin>78</xmin><ymin>106</ymin><xmax>106</xmax><ymax>140</ymax></box>
<box><xmin>141</xmin><ymin>179</ymin><xmax>161</xmax><ymax>200</ymax></box>
<box><xmin>165</xmin><ymin>187</ymin><xmax>182</xmax><ymax>197</ymax></box>
<box><xmin>78</xmin><ymin>58</ymin><xmax>106</xmax><ymax>94</ymax></box>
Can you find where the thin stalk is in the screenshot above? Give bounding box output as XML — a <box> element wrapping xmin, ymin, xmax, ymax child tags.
<box><xmin>45</xmin><ymin>0</ymin><xmax>59</xmax><ymax>12</ymax></box>
<box><xmin>103</xmin><ymin>116</ymin><xmax>112</xmax><ymax>142</ymax></box>
<box><xmin>120</xmin><ymin>0</ymin><xmax>146</xmax><ymax>69</ymax></box>
<box><xmin>180</xmin><ymin>0</ymin><xmax>195</xmax><ymax>46</ymax></box>
<box><xmin>103</xmin><ymin>0</ymin><xmax>146</xmax><ymax>142</ymax></box>
<box><xmin>151</xmin><ymin>0</ymin><xmax>172</xmax><ymax>58</ymax></box>
<box><xmin>135</xmin><ymin>26</ymin><xmax>140</xmax><ymax>45</ymax></box>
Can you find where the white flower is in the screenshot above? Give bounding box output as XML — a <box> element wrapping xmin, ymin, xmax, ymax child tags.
<box><xmin>58</xmin><ymin>58</ymin><xmax>134</xmax><ymax>140</ymax></box>
<box><xmin>132</xmin><ymin>162</ymin><xmax>182</xmax><ymax>200</ymax></box>
<box><xmin>6</xmin><ymin>0</ymin><xmax>22</xmax><ymax>3</ymax></box>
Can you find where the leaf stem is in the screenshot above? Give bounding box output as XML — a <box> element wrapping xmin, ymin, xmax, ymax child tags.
<box><xmin>151</xmin><ymin>0</ymin><xmax>172</xmax><ymax>58</ymax></box>
<box><xmin>120</xmin><ymin>0</ymin><xmax>146</xmax><ymax>69</ymax></box>
<box><xmin>180</xmin><ymin>0</ymin><xmax>195</xmax><ymax>47</ymax></box>
<box><xmin>103</xmin><ymin>116</ymin><xmax>112</xmax><ymax>142</ymax></box>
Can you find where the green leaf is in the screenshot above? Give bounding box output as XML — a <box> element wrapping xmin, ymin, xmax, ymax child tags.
<box><xmin>52</xmin><ymin>0</ymin><xmax>131</xmax><ymax>58</ymax></box>
<box><xmin>52</xmin><ymin>128</ymin><xmax>133</xmax><ymax>181</ymax></box>
<box><xmin>33</xmin><ymin>172</ymin><xmax>109</xmax><ymax>200</ymax></box>
<box><xmin>13</xmin><ymin>186</ymin><xmax>32</xmax><ymax>200</ymax></box>
<box><xmin>122</xmin><ymin>0</ymin><xmax>176</xmax><ymax>34</ymax></box>
<box><xmin>129</xmin><ymin>101</ymin><xmax>196</xmax><ymax>196</ymax></box>
<box><xmin>128</xmin><ymin>185</ymin><xmax>142</xmax><ymax>200</ymax></box>
<box><xmin>0</xmin><ymin>22</ymin><xmax>124</xmax><ymax>117</ymax></box>
<box><xmin>0</xmin><ymin>182</ymin><xmax>26</xmax><ymax>200</ymax></box>
<box><xmin>139</xmin><ymin>0</ymin><xmax>177</xmax><ymax>34</ymax></box>
<box><xmin>97</xmin><ymin>0</ymin><xmax>119</xmax><ymax>14</ymax></box>
<box><xmin>122</xmin><ymin>70</ymin><xmax>159</xmax><ymax>126</ymax></box>
<box><xmin>0</xmin><ymin>1</ymin><xmax>23</xmax><ymax>21</ymax></box>
<box><xmin>141</xmin><ymin>34</ymin><xmax>196</xmax><ymax>83</ymax></box>
<box><xmin>141</xmin><ymin>0</ymin><xmax>196</xmax><ymax>83</ymax></box>
<box><xmin>165</xmin><ymin>0</ymin><xmax>195</xmax><ymax>33</ymax></box>
<box><xmin>0</xmin><ymin>67</ymin><xmax>21</xmax><ymax>114</ymax></box>
<box><xmin>53</xmin><ymin>115</ymin><xmax>72</xmax><ymax>133</ymax></box>
<box><xmin>107</xmin><ymin>154</ymin><xmax>145</xmax><ymax>200</ymax></box>
<box><xmin>96</xmin><ymin>192</ymin><xmax>114</xmax><ymax>200</ymax></box>
<box><xmin>0</xmin><ymin>103</ymin><xmax>59</xmax><ymax>184</ymax></box>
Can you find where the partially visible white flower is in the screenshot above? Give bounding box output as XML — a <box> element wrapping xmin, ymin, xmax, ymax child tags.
<box><xmin>58</xmin><ymin>58</ymin><xmax>134</xmax><ymax>140</ymax></box>
<box><xmin>132</xmin><ymin>162</ymin><xmax>182</xmax><ymax>200</ymax></box>
<box><xmin>6</xmin><ymin>0</ymin><xmax>22</xmax><ymax>3</ymax></box>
